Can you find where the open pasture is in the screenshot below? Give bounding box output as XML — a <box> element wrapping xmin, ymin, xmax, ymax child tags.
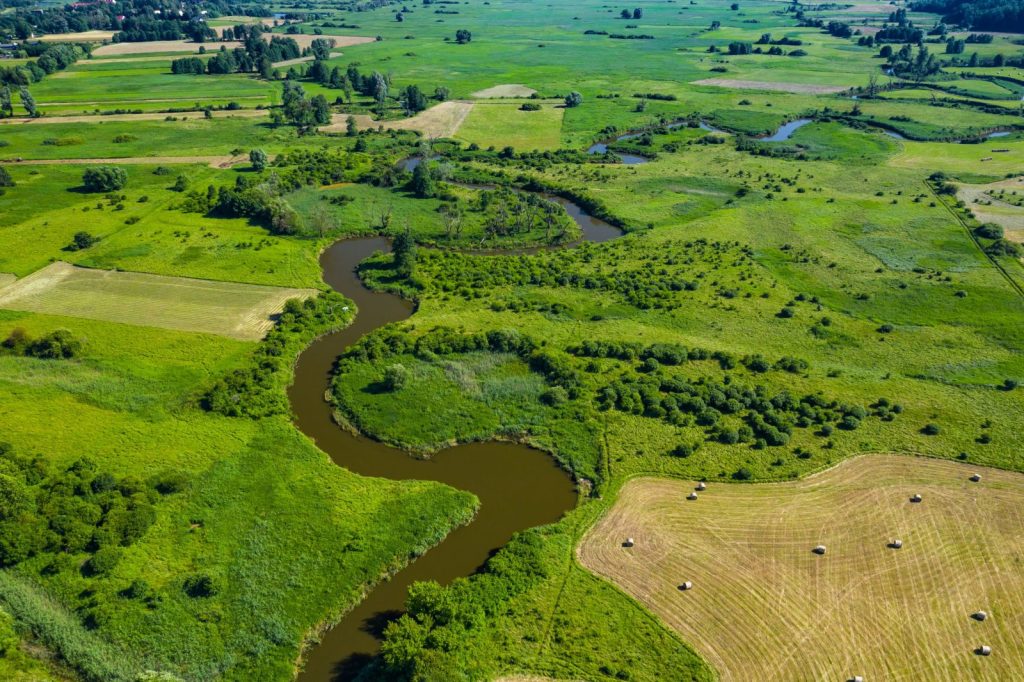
<box><xmin>0</xmin><ymin>262</ymin><xmax>316</xmax><ymax>340</ymax></box>
<box><xmin>580</xmin><ymin>455</ymin><xmax>1024</xmax><ymax>681</ymax></box>
<box><xmin>456</xmin><ymin>101</ymin><xmax>565</xmax><ymax>151</ymax></box>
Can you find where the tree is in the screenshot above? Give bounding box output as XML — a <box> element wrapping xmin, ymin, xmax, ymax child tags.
<box><xmin>409</xmin><ymin>162</ymin><xmax>435</xmax><ymax>198</ymax></box>
<box><xmin>455</xmin><ymin>29</ymin><xmax>472</xmax><ymax>44</ymax></box>
<box><xmin>392</xmin><ymin>225</ymin><xmax>416</xmax><ymax>276</ymax></box>
<box><xmin>311</xmin><ymin>94</ymin><xmax>332</xmax><ymax>125</ymax></box>
<box><xmin>0</xmin><ymin>166</ymin><xmax>14</xmax><ymax>188</ymax></box>
<box><xmin>434</xmin><ymin>86</ymin><xmax>450</xmax><ymax>101</ymax></box>
<box><xmin>18</xmin><ymin>86</ymin><xmax>37</xmax><ymax>118</ymax></box>
<box><xmin>67</xmin><ymin>231</ymin><xmax>100</xmax><ymax>251</ymax></box>
<box><xmin>82</xmin><ymin>167</ymin><xmax>127</xmax><ymax>192</ymax></box>
<box><xmin>346</xmin><ymin>115</ymin><xmax>358</xmax><ymax>137</ymax></box>
<box><xmin>249</xmin><ymin>149</ymin><xmax>268</xmax><ymax>171</ymax></box>
<box><xmin>401</xmin><ymin>85</ymin><xmax>428</xmax><ymax>115</ymax></box>
<box><xmin>633</xmin><ymin>7</ymin><xmax>643</xmax><ymax>19</ymax></box>
<box><xmin>621</xmin><ymin>9</ymin><xmax>631</xmax><ymax>19</ymax></box>
<box><xmin>975</xmin><ymin>223</ymin><xmax>1004</xmax><ymax>240</ymax></box>
<box><xmin>564</xmin><ymin>91</ymin><xmax>583</xmax><ymax>108</ymax></box>
<box><xmin>310</xmin><ymin>37</ymin><xmax>334</xmax><ymax>61</ymax></box>
<box><xmin>0</xmin><ymin>86</ymin><xmax>13</xmax><ymax>118</ymax></box>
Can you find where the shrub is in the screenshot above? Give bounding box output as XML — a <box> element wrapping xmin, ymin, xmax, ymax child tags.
<box><xmin>183</xmin><ymin>574</ymin><xmax>218</xmax><ymax>598</ymax></box>
<box><xmin>82</xmin><ymin>167</ymin><xmax>127</xmax><ymax>192</ymax></box>
<box><xmin>0</xmin><ymin>167</ymin><xmax>14</xmax><ymax>188</ymax></box>
<box><xmin>519</xmin><ymin>102</ymin><xmax>541</xmax><ymax>111</ymax></box>
<box><xmin>564</xmin><ymin>91</ymin><xmax>583</xmax><ymax>108</ymax></box>
<box><xmin>732</xmin><ymin>467</ymin><xmax>753</xmax><ymax>481</ymax></box>
<box><xmin>382</xmin><ymin>363</ymin><xmax>409</xmax><ymax>392</ymax></box>
<box><xmin>84</xmin><ymin>548</ymin><xmax>121</xmax><ymax>577</ymax></box>
<box><xmin>975</xmin><ymin>222</ymin><xmax>1003</xmax><ymax>240</ymax></box>
<box><xmin>66</xmin><ymin>231</ymin><xmax>100</xmax><ymax>251</ymax></box>
<box><xmin>921</xmin><ymin>423</ymin><xmax>941</xmax><ymax>435</ymax></box>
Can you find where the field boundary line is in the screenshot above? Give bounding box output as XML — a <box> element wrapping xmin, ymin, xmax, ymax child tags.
<box><xmin>927</xmin><ymin>180</ymin><xmax>1024</xmax><ymax>299</ymax></box>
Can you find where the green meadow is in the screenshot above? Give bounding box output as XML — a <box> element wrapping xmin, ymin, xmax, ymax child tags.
<box><xmin>0</xmin><ymin>0</ymin><xmax>1023</xmax><ymax>680</ymax></box>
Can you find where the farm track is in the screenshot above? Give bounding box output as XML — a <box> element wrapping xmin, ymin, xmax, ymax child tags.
<box><xmin>0</xmin><ymin>155</ymin><xmax>247</xmax><ymax>168</ymax></box>
<box><xmin>579</xmin><ymin>455</ymin><xmax>1024</xmax><ymax>681</ymax></box>
<box><xmin>0</xmin><ymin>110</ymin><xmax>267</xmax><ymax>125</ymax></box>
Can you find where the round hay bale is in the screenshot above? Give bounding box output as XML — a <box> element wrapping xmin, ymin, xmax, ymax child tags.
<box><xmin>910</xmin><ymin>493</ymin><xmax>922</xmax><ymax>503</ymax></box>
<box><xmin>678</xmin><ymin>580</ymin><xmax>693</xmax><ymax>591</ymax></box>
<box><xmin>977</xmin><ymin>645</ymin><xmax>992</xmax><ymax>656</ymax></box>
<box><xmin>970</xmin><ymin>474</ymin><xmax>981</xmax><ymax>483</ymax></box>
<box><xmin>889</xmin><ymin>539</ymin><xmax>903</xmax><ymax>549</ymax></box>
<box><xmin>813</xmin><ymin>545</ymin><xmax>827</xmax><ymax>555</ymax></box>
<box><xmin>687</xmin><ymin>492</ymin><xmax>699</xmax><ymax>501</ymax></box>
<box><xmin>972</xmin><ymin>611</ymin><xmax>988</xmax><ymax>622</ymax></box>
<box><xmin>623</xmin><ymin>537</ymin><xmax>634</xmax><ymax>548</ymax></box>
<box><xmin>848</xmin><ymin>676</ymin><xmax>865</xmax><ymax>682</ymax></box>
<box><xmin>696</xmin><ymin>482</ymin><xmax>707</xmax><ymax>491</ymax></box>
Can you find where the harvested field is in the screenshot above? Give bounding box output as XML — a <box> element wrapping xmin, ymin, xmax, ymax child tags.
<box><xmin>0</xmin><ymin>262</ymin><xmax>316</xmax><ymax>340</ymax></box>
<box><xmin>325</xmin><ymin>100</ymin><xmax>474</xmax><ymax>138</ymax></box>
<box><xmin>958</xmin><ymin>178</ymin><xmax>1024</xmax><ymax>241</ymax></box>
<box><xmin>92</xmin><ymin>40</ymin><xmax>211</xmax><ymax>56</ymax></box>
<box><xmin>579</xmin><ymin>455</ymin><xmax>1024</xmax><ymax>681</ymax></box>
<box><xmin>272</xmin><ymin>52</ymin><xmax>343</xmax><ymax>68</ymax></box>
<box><xmin>0</xmin><ymin>274</ymin><xmax>15</xmax><ymax>290</ymax></box>
<box><xmin>0</xmin><ymin>110</ymin><xmax>266</xmax><ymax>125</ymax></box>
<box><xmin>692</xmin><ymin>78</ymin><xmax>847</xmax><ymax>95</ymax></box>
<box><xmin>472</xmin><ymin>84</ymin><xmax>538</xmax><ymax>98</ymax></box>
<box><xmin>284</xmin><ymin>34</ymin><xmax>375</xmax><ymax>49</ymax></box>
<box><xmin>0</xmin><ymin>155</ymin><xmax>246</xmax><ymax>168</ymax></box>
<box><xmin>38</xmin><ymin>30</ymin><xmax>116</xmax><ymax>42</ymax></box>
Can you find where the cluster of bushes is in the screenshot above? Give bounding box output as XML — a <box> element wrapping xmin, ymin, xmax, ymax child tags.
<box><xmin>0</xmin><ymin>444</ymin><xmax>183</xmax><ymax>571</ymax></box>
<box><xmin>82</xmin><ymin>167</ymin><xmax>127</xmax><ymax>193</ymax></box>
<box><xmin>179</xmin><ymin>148</ymin><xmax>365</xmax><ymax>235</ymax></box>
<box><xmin>378</xmin><ymin>529</ymin><xmax>549</xmax><ymax>678</ymax></box>
<box><xmin>2</xmin><ymin>328</ymin><xmax>82</xmax><ymax>359</ymax></box>
<box><xmin>0</xmin><ymin>42</ymin><xmax>85</xmax><ymax>88</ymax></box>
<box><xmin>596</xmin><ymin>371</ymin><xmax>894</xmax><ymax>448</ymax></box>
<box><xmin>203</xmin><ymin>293</ymin><xmax>350</xmax><ymax>418</ymax></box>
<box><xmin>380</xmin><ymin>237</ymin><xmax>756</xmax><ymax>311</ymax></box>
<box><xmin>114</xmin><ymin>17</ymin><xmax>213</xmax><ymax>43</ymax></box>
<box><xmin>571</xmin><ymin>342</ymin><xmax>809</xmax><ymax>375</ymax></box>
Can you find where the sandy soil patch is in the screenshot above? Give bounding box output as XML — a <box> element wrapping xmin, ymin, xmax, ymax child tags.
<box><xmin>0</xmin><ymin>110</ymin><xmax>266</xmax><ymax>125</ymax></box>
<box><xmin>692</xmin><ymin>78</ymin><xmax>847</xmax><ymax>95</ymax></box>
<box><xmin>1</xmin><ymin>155</ymin><xmax>246</xmax><ymax>169</ymax></box>
<box><xmin>0</xmin><ymin>262</ymin><xmax>315</xmax><ymax>340</ymax></box>
<box><xmin>472</xmin><ymin>84</ymin><xmax>538</xmax><ymax>99</ymax></box>
<box><xmin>959</xmin><ymin>177</ymin><xmax>1024</xmax><ymax>241</ymax></box>
<box><xmin>0</xmin><ymin>274</ymin><xmax>15</xmax><ymax>291</ymax></box>
<box><xmin>38</xmin><ymin>30</ymin><xmax>116</xmax><ymax>43</ymax></box>
<box><xmin>579</xmin><ymin>454</ymin><xmax>1024</xmax><ymax>681</ymax></box>
<box><xmin>325</xmin><ymin>100</ymin><xmax>474</xmax><ymax>138</ymax></box>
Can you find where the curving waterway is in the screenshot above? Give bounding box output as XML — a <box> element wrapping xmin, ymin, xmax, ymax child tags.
<box><xmin>289</xmin><ymin>190</ymin><xmax>621</xmax><ymax>680</ymax></box>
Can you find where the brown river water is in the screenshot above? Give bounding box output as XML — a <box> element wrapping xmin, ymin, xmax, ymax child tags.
<box><xmin>289</xmin><ymin>190</ymin><xmax>620</xmax><ymax>680</ymax></box>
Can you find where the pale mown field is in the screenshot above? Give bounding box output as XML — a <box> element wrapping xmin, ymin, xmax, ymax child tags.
<box><xmin>326</xmin><ymin>100</ymin><xmax>475</xmax><ymax>138</ymax></box>
<box><xmin>958</xmin><ymin>177</ymin><xmax>1024</xmax><ymax>242</ymax></box>
<box><xmin>0</xmin><ymin>262</ymin><xmax>315</xmax><ymax>340</ymax></box>
<box><xmin>579</xmin><ymin>455</ymin><xmax>1024</xmax><ymax>681</ymax></box>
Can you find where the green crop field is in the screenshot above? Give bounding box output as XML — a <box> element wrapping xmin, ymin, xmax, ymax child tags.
<box><xmin>1</xmin><ymin>0</ymin><xmax>1023</xmax><ymax>680</ymax></box>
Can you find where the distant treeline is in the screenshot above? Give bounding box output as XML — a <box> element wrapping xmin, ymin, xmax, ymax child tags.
<box><xmin>912</xmin><ymin>0</ymin><xmax>1024</xmax><ymax>32</ymax></box>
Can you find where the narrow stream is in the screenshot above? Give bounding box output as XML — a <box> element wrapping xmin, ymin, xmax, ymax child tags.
<box><xmin>289</xmin><ymin>191</ymin><xmax>621</xmax><ymax>680</ymax></box>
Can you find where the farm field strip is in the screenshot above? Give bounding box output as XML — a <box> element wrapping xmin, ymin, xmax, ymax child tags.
<box><xmin>325</xmin><ymin>100</ymin><xmax>475</xmax><ymax>137</ymax></box>
<box><xmin>0</xmin><ymin>155</ymin><xmax>245</xmax><ymax>168</ymax></box>
<box><xmin>0</xmin><ymin>262</ymin><xmax>316</xmax><ymax>340</ymax></box>
<box><xmin>579</xmin><ymin>455</ymin><xmax>1024</xmax><ymax>681</ymax></box>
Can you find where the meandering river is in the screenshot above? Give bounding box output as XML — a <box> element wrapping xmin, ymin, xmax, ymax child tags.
<box><xmin>289</xmin><ymin>190</ymin><xmax>621</xmax><ymax>680</ymax></box>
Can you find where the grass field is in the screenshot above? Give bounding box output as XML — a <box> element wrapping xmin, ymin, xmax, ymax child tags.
<box><xmin>456</xmin><ymin>101</ymin><xmax>565</xmax><ymax>151</ymax></box>
<box><xmin>0</xmin><ymin>262</ymin><xmax>316</xmax><ymax>340</ymax></box>
<box><xmin>580</xmin><ymin>455</ymin><xmax>1024</xmax><ymax>681</ymax></box>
